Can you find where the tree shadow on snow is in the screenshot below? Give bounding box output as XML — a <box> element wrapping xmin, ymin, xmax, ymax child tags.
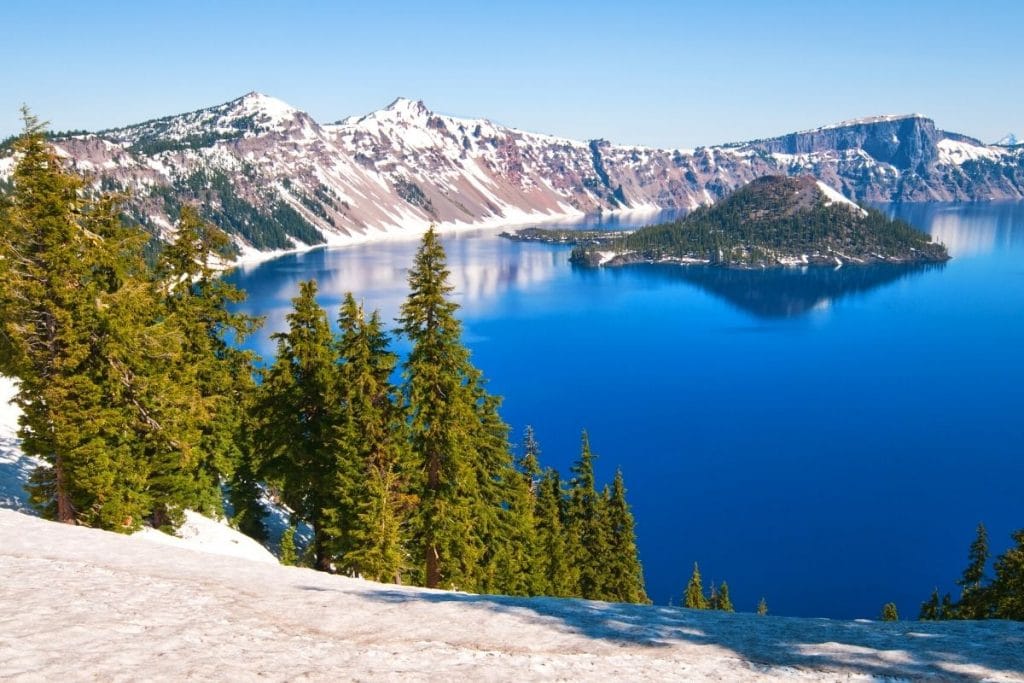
<box><xmin>358</xmin><ymin>587</ymin><xmax>1024</xmax><ymax>680</ymax></box>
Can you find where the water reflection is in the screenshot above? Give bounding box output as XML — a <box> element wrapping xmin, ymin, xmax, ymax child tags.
<box><xmin>872</xmin><ymin>201</ymin><xmax>1024</xmax><ymax>257</ymax></box>
<box><xmin>626</xmin><ymin>262</ymin><xmax>945</xmax><ymax>318</ymax></box>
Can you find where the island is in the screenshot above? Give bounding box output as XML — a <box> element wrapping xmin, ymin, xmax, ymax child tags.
<box><xmin>502</xmin><ymin>176</ymin><xmax>950</xmax><ymax>269</ymax></box>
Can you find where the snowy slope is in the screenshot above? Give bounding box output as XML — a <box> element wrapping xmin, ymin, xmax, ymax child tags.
<box><xmin>0</xmin><ymin>376</ymin><xmax>276</xmax><ymax>564</ymax></box>
<box><xmin>2</xmin><ymin>510</ymin><xmax>1023</xmax><ymax>681</ymax></box>
<box><xmin>3</xmin><ymin>95</ymin><xmax>1023</xmax><ymax>260</ymax></box>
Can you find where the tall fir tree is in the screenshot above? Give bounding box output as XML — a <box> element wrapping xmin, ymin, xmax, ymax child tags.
<box><xmin>566</xmin><ymin>430</ymin><xmax>608</xmax><ymax>599</ymax></box>
<box><xmin>717</xmin><ymin>581</ymin><xmax>734</xmax><ymax>612</ymax></box>
<box><xmin>255</xmin><ymin>280</ymin><xmax>341</xmax><ymax>570</ymax></box>
<box><xmin>331</xmin><ymin>293</ymin><xmax>411</xmax><ymax>583</ymax></box>
<box><xmin>398</xmin><ymin>227</ymin><xmax>496</xmax><ymax>590</ymax></box>
<box><xmin>919</xmin><ymin>589</ymin><xmax>940</xmax><ymax>620</ymax></box>
<box><xmin>684</xmin><ymin>562</ymin><xmax>709</xmax><ymax>609</ymax></box>
<box><xmin>600</xmin><ymin>468</ymin><xmax>649</xmax><ymax>603</ymax></box>
<box><xmin>990</xmin><ymin>530</ymin><xmax>1024</xmax><ymax>620</ymax></box>
<box><xmin>954</xmin><ymin>523</ymin><xmax>991</xmax><ymax>619</ymax></box>
<box><xmin>534</xmin><ymin>468</ymin><xmax>576</xmax><ymax>596</ymax></box>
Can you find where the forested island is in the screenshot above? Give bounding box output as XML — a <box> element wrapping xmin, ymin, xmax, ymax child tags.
<box><xmin>505</xmin><ymin>176</ymin><xmax>950</xmax><ymax>269</ymax></box>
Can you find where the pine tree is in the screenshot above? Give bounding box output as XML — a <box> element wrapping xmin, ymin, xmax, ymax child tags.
<box><xmin>534</xmin><ymin>468</ymin><xmax>576</xmax><ymax>596</ymax></box>
<box><xmin>280</xmin><ymin>525</ymin><xmax>298</xmax><ymax>566</ymax></box>
<box><xmin>566</xmin><ymin>430</ymin><xmax>609</xmax><ymax>599</ymax></box>
<box><xmin>990</xmin><ymin>529</ymin><xmax>1024</xmax><ymax>620</ymax></box>
<box><xmin>332</xmin><ymin>294</ymin><xmax>411</xmax><ymax>583</ymax></box>
<box><xmin>940</xmin><ymin>593</ymin><xmax>954</xmax><ymax>619</ymax></box>
<box><xmin>955</xmin><ymin>523</ymin><xmax>991</xmax><ymax>619</ymax></box>
<box><xmin>684</xmin><ymin>563</ymin><xmax>709</xmax><ymax>609</ymax></box>
<box><xmin>495</xmin><ymin>426</ymin><xmax>544</xmax><ymax>595</ymax></box>
<box><xmin>757</xmin><ymin>597</ymin><xmax>768</xmax><ymax>616</ymax></box>
<box><xmin>398</xmin><ymin>227</ymin><xmax>496</xmax><ymax>590</ymax></box>
<box><xmin>717</xmin><ymin>581</ymin><xmax>734</xmax><ymax>612</ymax></box>
<box><xmin>600</xmin><ymin>468</ymin><xmax>649</xmax><ymax>603</ymax></box>
<box><xmin>255</xmin><ymin>280</ymin><xmax>341</xmax><ymax>571</ymax></box>
<box><xmin>919</xmin><ymin>589</ymin><xmax>940</xmax><ymax>620</ymax></box>
<box><xmin>881</xmin><ymin>603</ymin><xmax>899</xmax><ymax>621</ymax></box>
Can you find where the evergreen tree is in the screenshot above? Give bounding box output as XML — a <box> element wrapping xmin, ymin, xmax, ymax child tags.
<box><xmin>919</xmin><ymin>589</ymin><xmax>940</xmax><ymax>621</ymax></box>
<box><xmin>332</xmin><ymin>294</ymin><xmax>411</xmax><ymax>583</ymax></box>
<box><xmin>255</xmin><ymin>280</ymin><xmax>340</xmax><ymax>571</ymax></box>
<box><xmin>684</xmin><ymin>563</ymin><xmax>709</xmax><ymax>609</ymax></box>
<box><xmin>600</xmin><ymin>468</ymin><xmax>649</xmax><ymax>603</ymax></box>
<box><xmin>280</xmin><ymin>525</ymin><xmax>298</xmax><ymax>566</ymax></box>
<box><xmin>955</xmin><ymin>523</ymin><xmax>992</xmax><ymax>619</ymax></box>
<box><xmin>757</xmin><ymin>597</ymin><xmax>768</xmax><ymax>616</ymax></box>
<box><xmin>881</xmin><ymin>603</ymin><xmax>899</xmax><ymax>621</ymax></box>
<box><xmin>566</xmin><ymin>430</ymin><xmax>608</xmax><ymax>599</ymax></box>
<box><xmin>940</xmin><ymin>593</ymin><xmax>954</xmax><ymax>619</ymax></box>
<box><xmin>398</xmin><ymin>227</ymin><xmax>497</xmax><ymax>590</ymax></box>
<box><xmin>534</xmin><ymin>468</ymin><xmax>576</xmax><ymax>596</ymax></box>
<box><xmin>991</xmin><ymin>530</ymin><xmax>1024</xmax><ymax>620</ymax></box>
<box><xmin>717</xmin><ymin>581</ymin><xmax>734</xmax><ymax>612</ymax></box>
<box><xmin>495</xmin><ymin>426</ymin><xmax>545</xmax><ymax>595</ymax></box>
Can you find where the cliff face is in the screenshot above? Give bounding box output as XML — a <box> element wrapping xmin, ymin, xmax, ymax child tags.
<box><xmin>2</xmin><ymin>94</ymin><xmax>1022</xmax><ymax>253</ymax></box>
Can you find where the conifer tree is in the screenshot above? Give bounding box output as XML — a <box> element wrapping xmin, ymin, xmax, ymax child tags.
<box><xmin>398</xmin><ymin>227</ymin><xmax>497</xmax><ymax>590</ymax></box>
<box><xmin>940</xmin><ymin>593</ymin><xmax>954</xmax><ymax>619</ymax></box>
<box><xmin>919</xmin><ymin>589</ymin><xmax>940</xmax><ymax>620</ymax></box>
<box><xmin>331</xmin><ymin>294</ymin><xmax>411</xmax><ymax>583</ymax></box>
<box><xmin>280</xmin><ymin>525</ymin><xmax>298</xmax><ymax>566</ymax></box>
<box><xmin>566</xmin><ymin>430</ymin><xmax>608</xmax><ymax>599</ymax></box>
<box><xmin>757</xmin><ymin>597</ymin><xmax>768</xmax><ymax>616</ymax></box>
<box><xmin>492</xmin><ymin>426</ymin><xmax>544</xmax><ymax>595</ymax></box>
<box><xmin>255</xmin><ymin>280</ymin><xmax>340</xmax><ymax>570</ymax></box>
<box><xmin>684</xmin><ymin>562</ymin><xmax>709</xmax><ymax>609</ymax></box>
<box><xmin>990</xmin><ymin>530</ymin><xmax>1024</xmax><ymax>620</ymax></box>
<box><xmin>881</xmin><ymin>603</ymin><xmax>899</xmax><ymax>621</ymax></box>
<box><xmin>600</xmin><ymin>468</ymin><xmax>649</xmax><ymax>603</ymax></box>
<box><xmin>534</xmin><ymin>468</ymin><xmax>576</xmax><ymax>596</ymax></box>
<box><xmin>717</xmin><ymin>581</ymin><xmax>734</xmax><ymax>612</ymax></box>
<box><xmin>954</xmin><ymin>523</ymin><xmax>991</xmax><ymax>619</ymax></box>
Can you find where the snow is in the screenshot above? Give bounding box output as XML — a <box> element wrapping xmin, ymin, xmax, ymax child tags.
<box><xmin>938</xmin><ymin>138</ymin><xmax>1004</xmax><ymax>165</ymax></box>
<box><xmin>815</xmin><ymin>180</ymin><xmax>868</xmax><ymax>216</ymax></box>
<box><xmin>995</xmin><ymin>133</ymin><xmax>1019</xmax><ymax>146</ymax></box>
<box><xmin>135</xmin><ymin>510</ymin><xmax>277</xmax><ymax>564</ymax></box>
<box><xmin>2</xmin><ymin>510</ymin><xmax>1023</xmax><ymax>680</ymax></box>
<box><xmin>802</xmin><ymin>113</ymin><xmax>925</xmax><ymax>133</ymax></box>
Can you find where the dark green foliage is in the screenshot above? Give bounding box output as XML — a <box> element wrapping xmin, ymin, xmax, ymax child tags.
<box><xmin>955</xmin><ymin>523</ymin><xmax>992</xmax><ymax>619</ymax></box>
<box><xmin>566</xmin><ymin>431</ymin><xmax>609</xmax><ymax>599</ymax></box>
<box><xmin>331</xmin><ymin>294</ymin><xmax>411</xmax><ymax>583</ymax></box>
<box><xmin>684</xmin><ymin>563</ymin><xmax>709</xmax><ymax>609</ymax></box>
<box><xmin>991</xmin><ymin>530</ymin><xmax>1024</xmax><ymax>619</ymax></box>
<box><xmin>881</xmin><ymin>603</ymin><xmax>899</xmax><ymax>621</ymax></box>
<box><xmin>717</xmin><ymin>582</ymin><xmax>734</xmax><ymax>612</ymax></box>
<box><xmin>601</xmin><ymin>469</ymin><xmax>649</xmax><ymax>603</ymax></box>
<box><xmin>919</xmin><ymin>589</ymin><xmax>940</xmax><ymax>620</ymax></box>
<box><xmin>255</xmin><ymin>280</ymin><xmax>341</xmax><ymax>570</ymax></box>
<box><xmin>534</xmin><ymin>468</ymin><xmax>577</xmax><ymax>596</ymax></box>
<box><xmin>397</xmin><ymin>227</ymin><xmax>501</xmax><ymax>590</ymax></box>
<box><xmin>280</xmin><ymin>525</ymin><xmax>298</xmax><ymax>566</ymax></box>
<box><xmin>563</xmin><ymin>175</ymin><xmax>949</xmax><ymax>267</ymax></box>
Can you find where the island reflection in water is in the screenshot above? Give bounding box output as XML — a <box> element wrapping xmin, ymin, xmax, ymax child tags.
<box><xmin>616</xmin><ymin>262</ymin><xmax>946</xmax><ymax>319</ymax></box>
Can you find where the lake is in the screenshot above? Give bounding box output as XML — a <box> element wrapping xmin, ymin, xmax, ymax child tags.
<box><xmin>225</xmin><ymin>202</ymin><xmax>1024</xmax><ymax>619</ymax></box>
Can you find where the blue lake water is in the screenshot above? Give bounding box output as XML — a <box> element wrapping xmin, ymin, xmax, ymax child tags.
<box><xmin>225</xmin><ymin>203</ymin><xmax>1024</xmax><ymax>619</ymax></box>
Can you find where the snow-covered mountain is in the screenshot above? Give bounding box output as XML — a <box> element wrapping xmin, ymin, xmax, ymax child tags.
<box><xmin>3</xmin><ymin>93</ymin><xmax>1024</xmax><ymax>256</ymax></box>
<box><xmin>996</xmin><ymin>133</ymin><xmax>1020</xmax><ymax>146</ymax></box>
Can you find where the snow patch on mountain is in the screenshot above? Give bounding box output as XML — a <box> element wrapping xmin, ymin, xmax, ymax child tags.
<box><xmin>815</xmin><ymin>181</ymin><xmax>868</xmax><ymax>216</ymax></box>
<box><xmin>937</xmin><ymin>138</ymin><xmax>1003</xmax><ymax>164</ymax></box>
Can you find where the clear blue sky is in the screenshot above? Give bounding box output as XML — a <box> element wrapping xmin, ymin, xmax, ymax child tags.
<box><xmin>2</xmin><ymin>0</ymin><xmax>1021</xmax><ymax>148</ymax></box>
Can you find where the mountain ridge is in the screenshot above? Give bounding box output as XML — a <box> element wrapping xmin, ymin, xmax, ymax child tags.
<box><xmin>2</xmin><ymin>94</ymin><xmax>1022</xmax><ymax>256</ymax></box>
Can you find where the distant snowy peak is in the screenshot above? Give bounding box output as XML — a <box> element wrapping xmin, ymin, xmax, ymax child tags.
<box><xmin>802</xmin><ymin>113</ymin><xmax>927</xmax><ymax>134</ymax></box>
<box><xmin>995</xmin><ymin>133</ymin><xmax>1019</xmax><ymax>146</ymax></box>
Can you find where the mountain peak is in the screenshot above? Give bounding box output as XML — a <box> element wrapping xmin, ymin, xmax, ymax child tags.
<box><xmin>995</xmin><ymin>132</ymin><xmax>1019</xmax><ymax>146</ymax></box>
<box><xmin>228</xmin><ymin>92</ymin><xmax>301</xmax><ymax>125</ymax></box>
<box><xmin>805</xmin><ymin>113</ymin><xmax>930</xmax><ymax>134</ymax></box>
<box><xmin>384</xmin><ymin>97</ymin><xmax>430</xmax><ymax>117</ymax></box>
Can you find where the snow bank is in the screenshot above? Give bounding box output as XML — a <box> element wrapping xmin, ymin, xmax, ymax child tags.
<box><xmin>0</xmin><ymin>376</ymin><xmax>275</xmax><ymax>563</ymax></box>
<box><xmin>815</xmin><ymin>180</ymin><xmax>868</xmax><ymax>216</ymax></box>
<box><xmin>2</xmin><ymin>510</ymin><xmax>1023</xmax><ymax>681</ymax></box>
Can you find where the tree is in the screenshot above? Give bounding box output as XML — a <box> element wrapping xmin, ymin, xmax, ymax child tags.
<box><xmin>332</xmin><ymin>294</ymin><xmax>411</xmax><ymax>583</ymax></box>
<box><xmin>919</xmin><ymin>589</ymin><xmax>940</xmax><ymax>620</ymax></box>
<box><xmin>398</xmin><ymin>227</ymin><xmax>500</xmax><ymax>590</ymax></box>
<box><xmin>684</xmin><ymin>562</ymin><xmax>709</xmax><ymax>609</ymax></box>
<box><xmin>955</xmin><ymin>523</ymin><xmax>991</xmax><ymax>619</ymax></box>
<box><xmin>717</xmin><ymin>581</ymin><xmax>734</xmax><ymax>612</ymax></box>
<box><xmin>534</xmin><ymin>468</ymin><xmax>576</xmax><ymax>596</ymax></box>
<box><xmin>566</xmin><ymin>430</ymin><xmax>608</xmax><ymax>599</ymax></box>
<box><xmin>881</xmin><ymin>602</ymin><xmax>899</xmax><ymax>621</ymax></box>
<box><xmin>757</xmin><ymin>597</ymin><xmax>768</xmax><ymax>616</ymax></box>
<box><xmin>280</xmin><ymin>525</ymin><xmax>298</xmax><ymax>566</ymax></box>
<box><xmin>255</xmin><ymin>280</ymin><xmax>341</xmax><ymax>571</ymax></box>
<box><xmin>991</xmin><ymin>530</ymin><xmax>1024</xmax><ymax>620</ymax></box>
<box><xmin>601</xmin><ymin>468</ymin><xmax>649</xmax><ymax>603</ymax></box>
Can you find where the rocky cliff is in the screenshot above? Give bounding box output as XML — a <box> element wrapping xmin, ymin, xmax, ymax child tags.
<box><xmin>2</xmin><ymin>94</ymin><xmax>1022</xmax><ymax>255</ymax></box>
